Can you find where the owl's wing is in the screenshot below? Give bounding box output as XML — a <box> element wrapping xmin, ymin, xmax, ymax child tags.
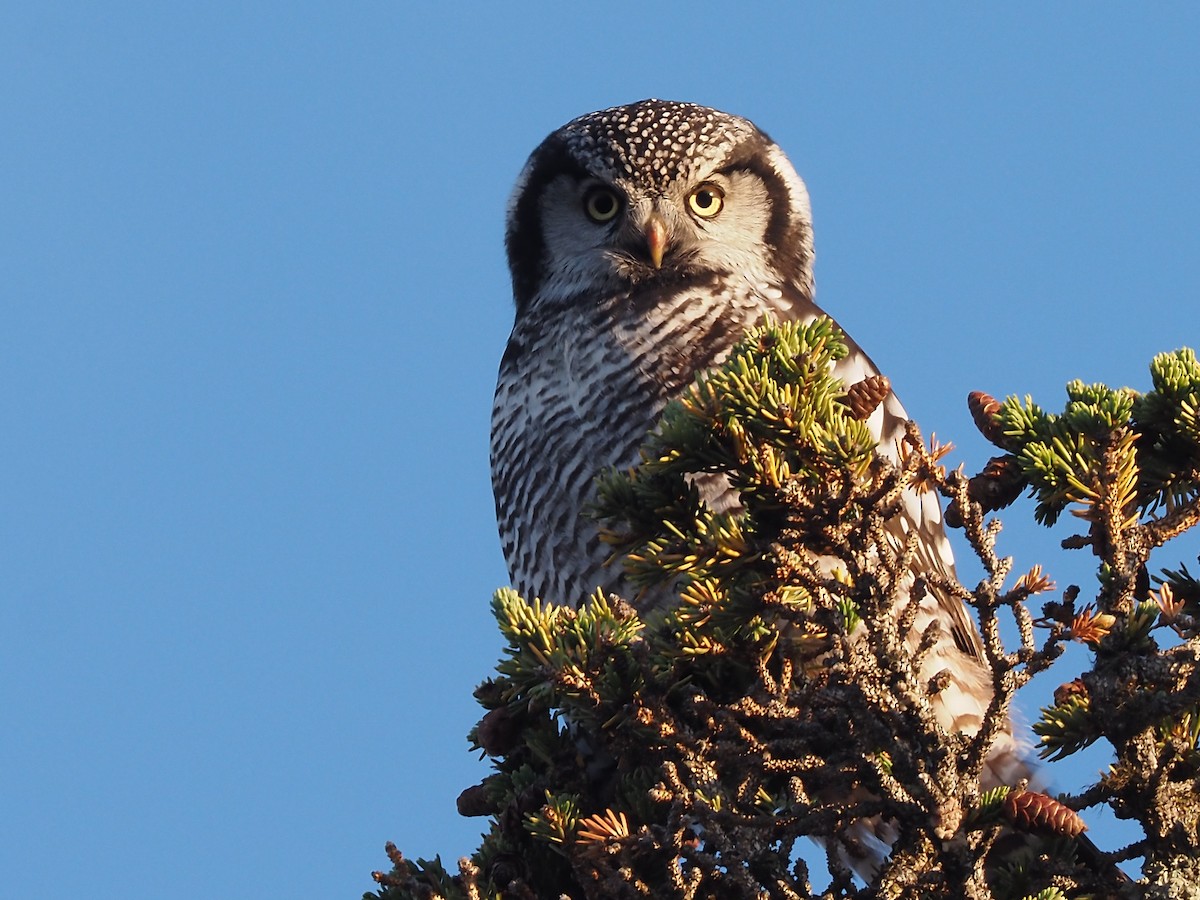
<box><xmin>833</xmin><ymin>335</ymin><xmax>986</xmax><ymax>662</ymax></box>
<box><xmin>879</xmin><ymin>392</ymin><xmax>987</xmax><ymax>660</ymax></box>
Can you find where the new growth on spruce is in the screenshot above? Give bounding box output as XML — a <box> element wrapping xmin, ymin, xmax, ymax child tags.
<box><xmin>965</xmin><ymin>348</ymin><xmax>1200</xmax><ymax>894</ymax></box>
<box><xmin>368</xmin><ymin>323</ymin><xmax>1200</xmax><ymax>900</ymax></box>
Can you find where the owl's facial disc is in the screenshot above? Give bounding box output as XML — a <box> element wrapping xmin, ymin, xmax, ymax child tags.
<box><xmin>629</xmin><ymin>187</ymin><xmax>724</xmax><ymax>270</ymax></box>
<box><xmin>505</xmin><ymin>101</ymin><xmax>817</xmax><ymax>313</ymax></box>
<box><xmin>596</xmin><ymin>184</ymin><xmax>721</xmax><ymax>278</ymax></box>
<box><xmin>602</xmin><ymin>171</ymin><xmax>772</xmax><ymax>285</ymax></box>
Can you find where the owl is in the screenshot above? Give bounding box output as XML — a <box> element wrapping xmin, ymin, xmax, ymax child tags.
<box><xmin>490</xmin><ymin>100</ymin><xmax>1016</xmax><ymax>779</ymax></box>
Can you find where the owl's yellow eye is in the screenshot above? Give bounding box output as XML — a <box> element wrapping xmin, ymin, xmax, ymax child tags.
<box><xmin>687</xmin><ymin>184</ymin><xmax>724</xmax><ymax>219</ymax></box>
<box><xmin>583</xmin><ymin>187</ymin><xmax>621</xmax><ymax>223</ymax></box>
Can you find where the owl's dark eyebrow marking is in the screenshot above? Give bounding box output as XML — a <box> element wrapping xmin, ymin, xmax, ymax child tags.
<box><xmin>507</xmin><ymin>140</ymin><xmax>595</xmax><ymax>311</ymax></box>
<box><xmin>712</xmin><ymin>155</ymin><xmax>793</xmax><ymax>252</ymax></box>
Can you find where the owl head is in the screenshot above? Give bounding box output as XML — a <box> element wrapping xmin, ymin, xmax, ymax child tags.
<box><xmin>505</xmin><ymin>99</ymin><xmax>816</xmax><ymax>316</ymax></box>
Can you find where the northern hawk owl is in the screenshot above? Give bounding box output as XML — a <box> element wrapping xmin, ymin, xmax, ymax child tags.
<box><xmin>491</xmin><ymin>100</ymin><xmax>1015</xmax><ymax>771</ymax></box>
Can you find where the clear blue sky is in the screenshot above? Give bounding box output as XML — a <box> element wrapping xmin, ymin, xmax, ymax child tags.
<box><xmin>2</xmin><ymin>5</ymin><xmax>1197</xmax><ymax>897</ymax></box>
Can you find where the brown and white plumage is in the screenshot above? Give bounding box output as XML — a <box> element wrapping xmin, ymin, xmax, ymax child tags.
<box><xmin>491</xmin><ymin>100</ymin><xmax>1020</xmax><ymax>781</ymax></box>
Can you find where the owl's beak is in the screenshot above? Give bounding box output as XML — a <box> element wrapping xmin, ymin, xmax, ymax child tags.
<box><xmin>644</xmin><ymin>214</ymin><xmax>668</xmax><ymax>269</ymax></box>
